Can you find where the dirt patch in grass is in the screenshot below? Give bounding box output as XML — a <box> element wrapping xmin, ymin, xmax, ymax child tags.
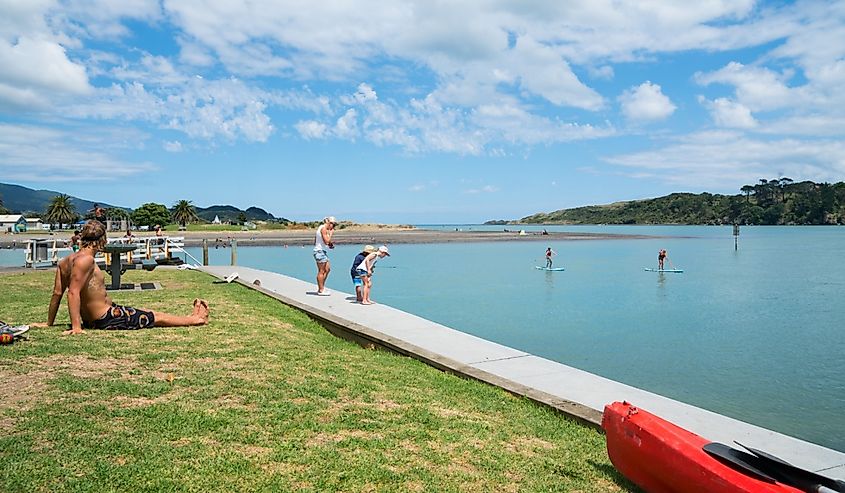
<box><xmin>211</xmin><ymin>394</ymin><xmax>255</xmax><ymax>411</ymax></box>
<box><xmin>32</xmin><ymin>354</ymin><xmax>135</xmax><ymax>378</ymax></box>
<box><xmin>234</xmin><ymin>443</ymin><xmax>273</xmax><ymax>459</ymax></box>
<box><xmin>306</xmin><ymin>429</ymin><xmax>384</xmax><ymax>448</ymax></box>
<box><xmin>317</xmin><ymin>395</ymin><xmax>405</xmax><ymax>424</ymax></box>
<box><xmin>430</xmin><ymin>405</ymin><xmax>498</xmax><ymax>425</ymax></box>
<box><xmin>502</xmin><ymin>435</ymin><xmax>556</xmax><ymax>458</ymax></box>
<box><xmin>111</xmin><ymin>393</ymin><xmax>178</xmax><ymax>409</ymax></box>
<box><xmin>0</xmin><ymin>369</ymin><xmax>48</xmax><ymax>413</ymax></box>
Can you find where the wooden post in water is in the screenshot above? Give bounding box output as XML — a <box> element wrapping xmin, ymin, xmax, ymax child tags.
<box><xmin>202</xmin><ymin>239</ymin><xmax>209</xmax><ymax>266</ymax></box>
<box><xmin>231</xmin><ymin>239</ymin><xmax>238</xmax><ymax>265</ymax></box>
<box><xmin>733</xmin><ymin>223</ymin><xmax>740</xmax><ymax>251</ymax></box>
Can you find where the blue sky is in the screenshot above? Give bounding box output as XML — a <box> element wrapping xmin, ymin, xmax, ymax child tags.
<box><xmin>1</xmin><ymin>1</ymin><xmax>844</xmax><ymax>223</ymax></box>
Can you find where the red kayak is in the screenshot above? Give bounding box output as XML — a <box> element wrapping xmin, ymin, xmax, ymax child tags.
<box><xmin>602</xmin><ymin>401</ymin><xmax>804</xmax><ymax>493</ymax></box>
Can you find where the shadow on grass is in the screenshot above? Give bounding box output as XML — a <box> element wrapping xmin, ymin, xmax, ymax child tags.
<box><xmin>589</xmin><ymin>460</ymin><xmax>642</xmax><ymax>492</ymax></box>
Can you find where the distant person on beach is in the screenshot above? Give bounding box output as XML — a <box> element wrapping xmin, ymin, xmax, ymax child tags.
<box><xmin>91</xmin><ymin>204</ymin><xmax>106</xmax><ymax>223</ymax></box>
<box><xmin>32</xmin><ymin>220</ymin><xmax>208</xmax><ymax>334</ymax></box>
<box><xmin>123</xmin><ymin>228</ymin><xmax>134</xmax><ymax>242</ymax></box>
<box><xmin>354</xmin><ymin>245</ymin><xmax>390</xmax><ymax>305</ymax></box>
<box><xmin>350</xmin><ymin>245</ymin><xmax>376</xmax><ymax>302</ymax></box>
<box><xmin>70</xmin><ymin>230</ymin><xmax>81</xmax><ymax>252</ymax></box>
<box><xmin>313</xmin><ymin>216</ymin><xmax>338</xmax><ymax>295</ymax></box>
<box><xmin>658</xmin><ymin>249</ymin><xmax>667</xmax><ymax>270</ymax></box>
<box><xmin>154</xmin><ymin>224</ymin><xmax>163</xmax><ymax>236</ymax></box>
<box><xmin>545</xmin><ymin>247</ymin><xmax>556</xmax><ymax>268</ymax></box>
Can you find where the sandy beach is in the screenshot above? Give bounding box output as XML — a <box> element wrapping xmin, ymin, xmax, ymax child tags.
<box><xmin>0</xmin><ymin>226</ymin><xmax>654</xmax><ymax>248</ymax></box>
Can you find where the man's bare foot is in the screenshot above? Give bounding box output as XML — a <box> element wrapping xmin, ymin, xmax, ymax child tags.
<box><xmin>360</xmin><ymin>301</ymin><xmax>373</xmax><ymax>305</ymax></box>
<box><xmin>195</xmin><ymin>299</ymin><xmax>209</xmax><ymax>321</ymax></box>
<box><xmin>62</xmin><ymin>328</ymin><xmax>85</xmax><ymax>335</ymax></box>
<box><xmin>30</xmin><ymin>322</ymin><xmax>49</xmax><ymax>328</ymax></box>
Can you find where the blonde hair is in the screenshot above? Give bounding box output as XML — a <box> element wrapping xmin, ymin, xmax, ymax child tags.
<box><xmin>79</xmin><ymin>220</ymin><xmax>107</xmax><ymax>250</ymax></box>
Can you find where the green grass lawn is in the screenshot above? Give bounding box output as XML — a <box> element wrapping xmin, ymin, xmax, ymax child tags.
<box><xmin>0</xmin><ymin>270</ymin><xmax>636</xmax><ymax>492</ymax></box>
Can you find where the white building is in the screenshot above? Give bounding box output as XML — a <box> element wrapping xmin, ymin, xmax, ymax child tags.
<box><xmin>25</xmin><ymin>217</ymin><xmax>47</xmax><ymax>230</ymax></box>
<box><xmin>212</xmin><ymin>215</ymin><xmax>221</xmax><ymax>224</ymax></box>
<box><xmin>0</xmin><ymin>214</ymin><xmax>28</xmax><ymax>233</ymax></box>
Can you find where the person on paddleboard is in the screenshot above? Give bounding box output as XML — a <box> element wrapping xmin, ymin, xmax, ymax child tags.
<box><xmin>658</xmin><ymin>249</ymin><xmax>667</xmax><ymax>270</ymax></box>
<box><xmin>545</xmin><ymin>247</ymin><xmax>556</xmax><ymax>268</ymax></box>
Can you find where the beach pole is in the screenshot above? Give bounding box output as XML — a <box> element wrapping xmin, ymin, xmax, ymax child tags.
<box><xmin>202</xmin><ymin>239</ymin><xmax>209</xmax><ymax>266</ymax></box>
<box><xmin>231</xmin><ymin>239</ymin><xmax>237</xmax><ymax>265</ymax></box>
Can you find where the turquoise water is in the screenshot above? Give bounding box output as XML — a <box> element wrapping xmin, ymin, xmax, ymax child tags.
<box><xmin>3</xmin><ymin>226</ymin><xmax>844</xmax><ymax>451</ymax></box>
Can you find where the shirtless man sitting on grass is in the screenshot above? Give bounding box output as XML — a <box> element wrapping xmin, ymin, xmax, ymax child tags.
<box><xmin>34</xmin><ymin>220</ymin><xmax>208</xmax><ymax>335</ymax></box>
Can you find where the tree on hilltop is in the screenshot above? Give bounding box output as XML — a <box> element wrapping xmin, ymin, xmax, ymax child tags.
<box><xmin>171</xmin><ymin>200</ymin><xmax>200</xmax><ymax>228</ymax></box>
<box><xmin>740</xmin><ymin>185</ymin><xmax>754</xmax><ymax>203</ymax></box>
<box><xmin>44</xmin><ymin>194</ymin><xmax>78</xmax><ymax>228</ymax></box>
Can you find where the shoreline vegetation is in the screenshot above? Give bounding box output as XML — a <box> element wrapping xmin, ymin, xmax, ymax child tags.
<box><xmin>0</xmin><ymin>269</ymin><xmax>635</xmax><ymax>492</ymax></box>
<box><xmin>498</xmin><ymin>179</ymin><xmax>845</xmax><ymax>226</ymax></box>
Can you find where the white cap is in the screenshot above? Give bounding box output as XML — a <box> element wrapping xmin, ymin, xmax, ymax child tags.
<box><xmin>378</xmin><ymin>245</ymin><xmax>390</xmax><ymax>256</ymax></box>
<box><xmin>325</xmin><ymin>216</ymin><xmax>338</xmax><ymax>224</ymax></box>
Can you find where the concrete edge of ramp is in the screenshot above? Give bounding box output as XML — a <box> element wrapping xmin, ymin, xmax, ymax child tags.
<box><xmin>199</xmin><ymin>266</ymin><xmax>845</xmax><ymax>477</ymax></box>
<box><xmin>223</xmin><ymin>272</ymin><xmax>604</xmax><ymax>428</ymax></box>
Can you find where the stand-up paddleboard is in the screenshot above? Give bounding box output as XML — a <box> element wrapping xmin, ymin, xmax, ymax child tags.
<box><xmin>644</xmin><ymin>268</ymin><xmax>684</xmax><ymax>273</ymax></box>
<box><xmin>536</xmin><ymin>266</ymin><xmax>565</xmax><ymax>271</ymax></box>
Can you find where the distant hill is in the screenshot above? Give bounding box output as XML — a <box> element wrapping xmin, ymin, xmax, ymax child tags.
<box><xmin>195</xmin><ymin>205</ymin><xmax>286</xmax><ymax>223</ymax></box>
<box><xmin>0</xmin><ymin>182</ymin><xmax>288</xmax><ymax>223</ymax></box>
<box><xmin>0</xmin><ymin>183</ymin><xmax>122</xmax><ymax>216</ymax></box>
<box><xmin>505</xmin><ymin>180</ymin><xmax>845</xmax><ymax>225</ymax></box>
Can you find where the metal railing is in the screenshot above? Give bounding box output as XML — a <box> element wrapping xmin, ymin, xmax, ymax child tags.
<box><xmin>24</xmin><ymin>236</ymin><xmax>188</xmax><ymax>268</ymax></box>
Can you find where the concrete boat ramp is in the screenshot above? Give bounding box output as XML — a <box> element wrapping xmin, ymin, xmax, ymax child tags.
<box><xmin>202</xmin><ymin>265</ymin><xmax>845</xmax><ymax>478</ymax></box>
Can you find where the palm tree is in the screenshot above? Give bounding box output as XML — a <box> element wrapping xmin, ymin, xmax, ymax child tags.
<box><xmin>44</xmin><ymin>194</ymin><xmax>78</xmax><ymax>228</ymax></box>
<box><xmin>171</xmin><ymin>200</ymin><xmax>199</xmax><ymax>228</ymax></box>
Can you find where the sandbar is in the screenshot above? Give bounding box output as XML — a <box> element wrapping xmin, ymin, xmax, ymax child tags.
<box><xmin>0</xmin><ymin>226</ymin><xmax>656</xmax><ymax>248</ymax></box>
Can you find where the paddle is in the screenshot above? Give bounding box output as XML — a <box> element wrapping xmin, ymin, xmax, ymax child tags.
<box><xmin>703</xmin><ymin>442</ymin><xmax>845</xmax><ymax>493</ymax></box>
<box><xmin>702</xmin><ymin>442</ymin><xmax>779</xmax><ymax>483</ymax></box>
<box><xmin>735</xmin><ymin>442</ymin><xmax>845</xmax><ymax>493</ymax></box>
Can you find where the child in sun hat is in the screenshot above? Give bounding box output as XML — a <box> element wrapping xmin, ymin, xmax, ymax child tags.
<box><xmin>351</xmin><ymin>245</ymin><xmax>376</xmax><ymax>302</ymax></box>
<box><xmin>353</xmin><ymin>245</ymin><xmax>390</xmax><ymax>305</ymax></box>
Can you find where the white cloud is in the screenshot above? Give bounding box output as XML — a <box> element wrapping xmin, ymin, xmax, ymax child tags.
<box><xmin>342</xmin><ymin>83</ymin><xmax>377</xmax><ymax>105</ymax></box>
<box><xmin>465</xmin><ymin>185</ymin><xmax>500</xmax><ymax>194</ymax></box>
<box><xmin>163</xmin><ymin>140</ymin><xmax>183</xmax><ymax>152</ymax></box>
<box><xmin>761</xmin><ymin>114</ymin><xmax>845</xmax><ymax>137</ymax></box>
<box><xmin>509</xmin><ymin>35</ymin><xmax>604</xmax><ymax>110</ymax></box>
<box><xmin>294</xmin><ymin>120</ymin><xmax>328</xmax><ymax>140</ymax></box>
<box><xmin>695</xmin><ymin>62</ymin><xmax>793</xmax><ymax>112</ymax></box>
<box><xmin>0</xmin><ymin>37</ymin><xmax>91</xmax><ymax>108</ymax></box>
<box><xmin>587</xmin><ymin>65</ymin><xmax>614</xmax><ymax>80</ymax></box>
<box><xmin>409</xmin><ymin>184</ymin><xmax>425</xmax><ymax>192</ymax></box>
<box><xmin>2</xmin><ymin>0</ymin><xmax>844</xmax><ymax>155</ymax></box>
<box><xmin>618</xmin><ymin>82</ymin><xmax>676</xmax><ymax>122</ymax></box>
<box><xmin>177</xmin><ymin>37</ymin><xmax>216</xmax><ymax>67</ymax></box>
<box><xmin>0</xmin><ymin>123</ymin><xmax>156</xmax><ymax>181</ymax></box>
<box><xmin>334</xmin><ymin>108</ymin><xmax>358</xmax><ymax>140</ymax></box>
<box><xmin>66</xmin><ymin>78</ymin><xmax>277</xmax><ymax>142</ymax></box>
<box><xmin>701</xmin><ymin>97</ymin><xmax>757</xmax><ymax>129</ymax></box>
<box><xmin>604</xmin><ymin>131</ymin><xmax>845</xmax><ymax>189</ymax></box>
